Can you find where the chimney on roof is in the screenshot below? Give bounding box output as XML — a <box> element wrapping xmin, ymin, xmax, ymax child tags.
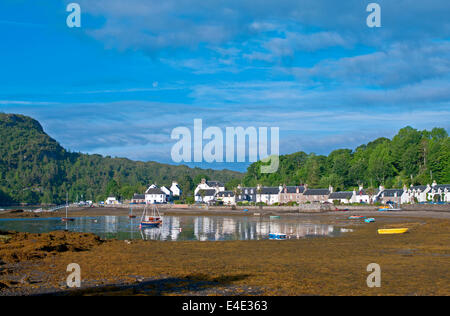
<box><xmin>358</xmin><ymin>184</ymin><xmax>363</xmax><ymax>191</ymax></box>
<box><xmin>304</xmin><ymin>183</ymin><xmax>308</xmax><ymax>190</ymax></box>
<box><xmin>257</xmin><ymin>184</ymin><xmax>262</xmax><ymax>191</ymax></box>
<box><xmin>201</xmin><ymin>178</ymin><xmax>206</xmax><ymax>184</ymax></box>
<box><xmin>296</xmin><ymin>187</ymin><xmax>299</xmax><ymax>194</ymax></box>
<box><xmin>432</xmin><ymin>180</ymin><xmax>437</xmax><ymax>187</ymax></box>
<box><xmin>328</xmin><ymin>185</ymin><xmax>334</xmax><ymax>193</ymax></box>
<box><xmin>279</xmin><ymin>185</ymin><xmax>283</xmax><ymax>193</ymax></box>
<box><xmin>379</xmin><ymin>185</ymin><xmax>385</xmax><ymax>192</ymax></box>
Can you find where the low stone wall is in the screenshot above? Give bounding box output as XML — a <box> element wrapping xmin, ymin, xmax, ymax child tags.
<box><xmin>401</xmin><ymin>204</ymin><xmax>450</xmax><ymax>212</ymax></box>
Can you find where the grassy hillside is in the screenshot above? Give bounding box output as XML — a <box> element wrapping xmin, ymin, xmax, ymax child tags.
<box><xmin>0</xmin><ymin>114</ymin><xmax>242</xmax><ymax>205</ymax></box>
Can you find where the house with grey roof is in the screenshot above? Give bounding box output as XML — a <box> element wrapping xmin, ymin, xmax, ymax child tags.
<box><xmin>374</xmin><ymin>186</ymin><xmax>403</xmax><ymax>204</ymax></box>
<box><xmin>195</xmin><ymin>189</ymin><xmax>217</xmax><ymax>204</ymax></box>
<box><xmin>328</xmin><ymin>191</ymin><xmax>353</xmax><ymax>204</ymax></box>
<box><xmin>235</xmin><ymin>186</ymin><xmax>257</xmax><ymax>204</ymax></box>
<box><xmin>401</xmin><ymin>184</ymin><xmax>431</xmax><ymax>203</ymax></box>
<box><xmin>350</xmin><ymin>186</ymin><xmax>371</xmax><ymax>203</ymax></box>
<box><xmin>216</xmin><ymin>191</ymin><xmax>235</xmax><ymax>205</ymax></box>
<box><xmin>194</xmin><ymin>178</ymin><xmax>225</xmax><ymax>196</ymax></box>
<box><xmin>145</xmin><ymin>186</ymin><xmax>167</xmax><ymax>204</ymax></box>
<box><xmin>427</xmin><ymin>182</ymin><xmax>450</xmax><ymax>202</ymax></box>
<box><xmin>298</xmin><ymin>185</ymin><xmax>331</xmax><ymax>203</ymax></box>
<box><xmin>255</xmin><ymin>185</ymin><xmax>281</xmax><ymax>205</ymax></box>
<box><xmin>131</xmin><ymin>194</ymin><xmax>145</xmax><ymax>204</ymax></box>
<box><xmin>279</xmin><ymin>185</ymin><xmax>306</xmax><ymax>204</ymax></box>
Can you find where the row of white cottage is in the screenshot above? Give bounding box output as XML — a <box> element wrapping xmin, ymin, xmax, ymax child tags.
<box><xmin>194</xmin><ymin>179</ymin><xmax>450</xmax><ymax>205</ymax></box>
<box><xmin>131</xmin><ymin>181</ymin><xmax>183</xmax><ymax>204</ymax></box>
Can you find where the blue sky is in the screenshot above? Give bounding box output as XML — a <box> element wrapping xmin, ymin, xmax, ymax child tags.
<box><xmin>1</xmin><ymin>0</ymin><xmax>449</xmax><ymax>172</ymax></box>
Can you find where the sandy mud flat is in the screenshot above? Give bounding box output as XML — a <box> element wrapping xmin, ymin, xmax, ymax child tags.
<box><xmin>0</xmin><ymin>210</ymin><xmax>449</xmax><ymax>296</ymax></box>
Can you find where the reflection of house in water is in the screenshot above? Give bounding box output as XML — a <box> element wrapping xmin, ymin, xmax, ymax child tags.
<box><xmin>222</xmin><ymin>218</ymin><xmax>236</xmax><ymax>235</ymax></box>
<box><xmin>194</xmin><ymin>217</ymin><xmax>214</xmax><ymax>241</ymax></box>
<box><xmin>138</xmin><ymin>216</ymin><xmax>338</xmax><ymax>241</ymax></box>
<box><xmin>104</xmin><ymin>216</ymin><xmax>118</xmax><ymax>233</ymax></box>
<box><xmin>159</xmin><ymin>216</ymin><xmax>181</xmax><ymax>241</ymax></box>
<box><xmin>255</xmin><ymin>220</ymin><xmax>335</xmax><ymax>239</ymax></box>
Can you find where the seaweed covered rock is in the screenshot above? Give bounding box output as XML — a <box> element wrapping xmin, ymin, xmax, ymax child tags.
<box><xmin>0</xmin><ymin>231</ymin><xmax>103</xmax><ymax>263</ymax></box>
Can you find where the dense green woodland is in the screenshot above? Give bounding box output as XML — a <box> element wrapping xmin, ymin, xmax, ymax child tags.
<box><xmin>0</xmin><ymin>113</ymin><xmax>449</xmax><ymax>205</ymax></box>
<box><xmin>242</xmin><ymin>126</ymin><xmax>449</xmax><ymax>190</ymax></box>
<box><xmin>0</xmin><ymin>114</ymin><xmax>241</xmax><ymax>205</ymax></box>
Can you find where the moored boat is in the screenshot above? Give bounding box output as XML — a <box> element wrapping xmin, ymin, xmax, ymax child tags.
<box><xmin>364</xmin><ymin>218</ymin><xmax>375</xmax><ymax>223</ymax></box>
<box><xmin>348</xmin><ymin>215</ymin><xmax>365</xmax><ymax>220</ymax></box>
<box><xmin>140</xmin><ymin>206</ymin><xmax>162</xmax><ymax>228</ymax></box>
<box><xmin>269</xmin><ymin>233</ymin><xmax>287</xmax><ymax>240</ymax></box>
<box><xmin>61</xmin><ymin>193</ymin><xmax>74</xmax><ymax>222</ymax></box>
<box><xmin>378</xmin><ymin>228</ymin><xmax>408</xmax><ymax>234</ymax></box>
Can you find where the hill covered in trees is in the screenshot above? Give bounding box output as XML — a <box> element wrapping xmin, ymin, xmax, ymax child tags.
<box><xmin>242</xmin><ymin>126</ymin><xmax>449</xmax><ymax>190</ymax></box>
<box><xmin>0</xmin><ymin>114</ymin><xmax>242</xmax><ymax>205</ymax></box>
<box><xmin>1</xmin><ymin>113</ymin><xmax>448</xmax><ymax>205</ymax></box>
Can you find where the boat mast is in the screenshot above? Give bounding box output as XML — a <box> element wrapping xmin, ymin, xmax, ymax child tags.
<box><xmin>65</xmin><ymin>192</ymin><xmax>68</xmax><ymax>218</ymax></box>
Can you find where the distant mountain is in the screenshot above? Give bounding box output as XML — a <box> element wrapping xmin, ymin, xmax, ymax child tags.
<box><xmin>242</xmin><ymin>126</ymin><xmax>449</xmax><ymax>190</ymax></box>
<box><xmin>0</xmin><ymin>113</ymin><xmax>242</xmax><ymax>205</ymax></box>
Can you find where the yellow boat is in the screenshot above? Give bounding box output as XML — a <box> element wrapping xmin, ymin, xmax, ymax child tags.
<box><xmin>378</xmin><ymin>228</ymin><xmax>409</xmax><ymax>235</ymax></box>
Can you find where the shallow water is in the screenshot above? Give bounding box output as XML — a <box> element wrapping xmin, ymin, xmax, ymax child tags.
<box><xmin>0</xmin><ymin>215</ymin><xmax>342</xmax><ymax>241</ymax></box>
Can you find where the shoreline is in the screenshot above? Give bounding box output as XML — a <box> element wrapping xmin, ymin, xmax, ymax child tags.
<box><xmin>1</xmin><ymin>205</ymin><xmax>450</xmax><ymax>220</ymax></box>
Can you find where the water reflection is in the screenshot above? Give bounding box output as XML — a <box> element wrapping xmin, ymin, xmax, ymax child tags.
<box><xmin>0</xmin><ymin>216</ymin><xmax>341</xmax><ymax>241</ymax></box>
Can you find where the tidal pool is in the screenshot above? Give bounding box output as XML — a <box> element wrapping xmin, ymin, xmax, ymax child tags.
<box><xmin>0</xmin><ymin>215</ymin><xmax>342</xmax><ymax>241</ymax></box>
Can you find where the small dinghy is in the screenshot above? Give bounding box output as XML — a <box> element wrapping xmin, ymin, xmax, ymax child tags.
<box><xmin>348</xmin><ymin>215</ymin><xmax>366</xmax><ymax>220</ymax></box>
<box><xmin>269</xmin><ymin>233</ymin><xmax>287</xmax><ymax>240</ymax></box>
<box><xmin>378</xmin><ymin>228</ymin><xmax>408</xmax><ymax>235</ymax></box>
<box><xmin>364</xmin><ymin>218</ymin><xmax>375</xmax><ymax>223</ymax></box>
<box><xmin>335</xmin><ymin>208</ymin><xmax>349</xmax><ymax>212</ymax></box>
<box><xmin>140</xmin><ymin>206</ymin><xmax>162</xmax><ymax>228</ymax></box>
<box><xmin>128</xmin><ymin>208</ymin><xmax>136</xmax><ymax>218</ymax></box>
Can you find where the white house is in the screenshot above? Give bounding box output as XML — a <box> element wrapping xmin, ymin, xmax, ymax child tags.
<box><xmin>374</xmin><ymin>186</ymin><xmax>403</xmax><ymax>204</ymax></box>
<box><xmin>105</xmin><ymin>196</ymin><xmax>119</xmax><ymax>205</ymax></box>
<box><xmin>401</xmin><ymin>184</ymin><xmax>432</xmax><ymax>203</ymax></box>
<box><xmin>428</xmin><ymin>182</ymin><xmax>450</xmax><ymax>202</ymax></box>
<box><xmin>160</xmin><ymin>186</ymin><xmax>172</xmax><ymax>202</ymax></box>
<box><xmin>350</xmin><ymin>186</ymin><xmax>371</xmax><ymax>203</ymax></box>
<box><xmin>195</xmin><ymin>189</ymin><xmax>216</xmax><ymax>204</ymax></box>
<box><xmin>255</xmin><ymin>185</ymin><xmax>280</xmax><ymax>205</ymax></box>
<box><xmin>170</xmin><ymin>181</ymin><xmax>182</xmax><ymax>197</ymax></box>
<box><xmin>328</xmin><ymin>191</ymin><xmax>353</xmax><ymax>204</ymax></box>
<box><xmin>216</xmin><ymin>191</ymin><xmax>235</xmax><ymax>205</ymax></box>
<box><xmin>194</xmin><ymin>179</ymin><xmax>225</xmax><ymax>195</ymax></box>
<box><xmin>145</xmin><ymin>186</ymin><xmax>166</xmax><ymax>204</ymax></box>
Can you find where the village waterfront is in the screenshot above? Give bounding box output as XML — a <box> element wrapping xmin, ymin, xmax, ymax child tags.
<box><xmin>0</xmin><ymin>204</ymin><xmax>449</xmax><ymax>296</ymax></box>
